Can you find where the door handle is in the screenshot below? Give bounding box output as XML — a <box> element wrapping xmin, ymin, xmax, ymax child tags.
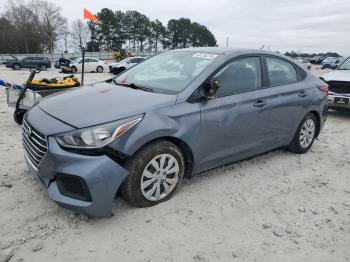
<box><xmin>298</xmin><ymin>91</ymin><xmax>308</xmax><ymax>97</ymax></box>
<box><xmin>253</xmin><ymin>99</ymin><xmax>267</xmax><ymax>107</ymax></box>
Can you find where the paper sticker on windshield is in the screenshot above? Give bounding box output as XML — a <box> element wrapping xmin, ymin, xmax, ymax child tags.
<box><xmin>192</xmin><ymin>53</ymin><xmax>218</xmax><ymax>60</ymax></box>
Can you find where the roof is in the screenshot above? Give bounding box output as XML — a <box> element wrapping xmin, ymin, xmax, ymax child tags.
<box><xmin>172</xmin><ymin>47</ymin><xmax>282</xmax><ymax>57</ymax></box>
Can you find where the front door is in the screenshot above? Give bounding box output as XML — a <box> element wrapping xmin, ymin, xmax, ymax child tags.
<box><xmin>197</xmin><ymin>56</ymin><xmax>276</xmax><ymax>170</ymax></box>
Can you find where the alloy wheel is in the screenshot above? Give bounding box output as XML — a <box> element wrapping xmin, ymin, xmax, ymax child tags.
<box><xmin>299</xmin><ymin>119</ymin><xmax>315</xmax><ymax>148</ymax></box>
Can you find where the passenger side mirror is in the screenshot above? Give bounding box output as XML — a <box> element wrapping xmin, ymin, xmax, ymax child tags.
<box><xmin>206</xmin><ymin>79</ymin><xmax>220</xmax><ymax>99</ymax></box>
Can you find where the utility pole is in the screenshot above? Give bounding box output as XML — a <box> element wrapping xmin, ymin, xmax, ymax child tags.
<box><xmin>226</xmin><ymin>37</ymin><xmax>229</xmax><ymax>48</ymax></box>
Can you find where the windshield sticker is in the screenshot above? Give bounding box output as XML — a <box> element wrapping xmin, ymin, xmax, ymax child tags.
<box><xmin>192</xmin><ymin>53</ymin><xmax>218</xmax><ymax>60</ymax></box>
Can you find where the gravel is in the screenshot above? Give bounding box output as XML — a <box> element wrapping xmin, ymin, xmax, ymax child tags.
<box><xmin>1</xmin><ymin>65</ymin><xmax>350</xmax><ymax>261</ymax></box>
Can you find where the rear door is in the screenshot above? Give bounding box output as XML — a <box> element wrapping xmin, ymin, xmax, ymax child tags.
<box><xmin>21</xmin><ymin>57</ymin><xmax>31</xmax><ymax>68</ymax></box>
<box><xmin>32</xmin><ymin>57</ymin><xmax>41</xmax><ymax>68</ymax></box>
<box><xmin>261</xmin><ymin>56</ymin><xmax>310</xmax><ymax>143</ymax></box>
<box><xmin>89</xmin><ymin>58</ymin><xmax>99</xmax><ymax>71</ymax></box>
<box><xmin>198</xmin><ymin>56</ymin><xmax>278</xmax><ymax>169</ymax></box>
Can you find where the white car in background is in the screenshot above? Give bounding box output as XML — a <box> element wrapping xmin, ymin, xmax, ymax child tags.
<box><xmin>321</xmin><ymin>56</ymin><xmax>350</xmax><ymax>111</ymax></box>
<box><xmin>294</xmin><ymin>59</ymin><xmax>311</xmax><ymax>70</ymax></box>
<box><xmin>109</xmin><ymin>56</ymin><xmax>146</xmax><ymax>75</ymax></box>
<box><xmin>70</xmin><ymin>57</ymin><xmax>108</xmax><ymax>73</ymax></box>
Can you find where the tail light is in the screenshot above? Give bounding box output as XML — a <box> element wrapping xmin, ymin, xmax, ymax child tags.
<box><xmin>318</xmin><ymin>85</ymin><xmax>329</xmax><ymax>95</ymax></box>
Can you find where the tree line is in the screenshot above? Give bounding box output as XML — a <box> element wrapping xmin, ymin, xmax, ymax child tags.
<box><xmin>285</xmin><ymin>51</ymin><xmax>341</xmax><ymax>58</ymax></box>
<box><xmin>87</xmin><ymin>8</ymin><xmax>217</xmax><ymax>52</ymax></box>
<box><xmin>0</xmin><ymin>0</ymin><xmax>217</xmax><ymax>54</ymax></box>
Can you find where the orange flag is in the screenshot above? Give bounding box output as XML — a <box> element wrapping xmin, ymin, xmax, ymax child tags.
<box><xmin>83</xmin><ymin>8</ymin><xmax>101</xmax><ymax>23</ymax></box>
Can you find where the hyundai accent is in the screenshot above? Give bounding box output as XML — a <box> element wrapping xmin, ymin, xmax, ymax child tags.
<box><xmin>22</xmin><ymin>48</ymin><xmax>328</xmax><ymax>217</ymax></box>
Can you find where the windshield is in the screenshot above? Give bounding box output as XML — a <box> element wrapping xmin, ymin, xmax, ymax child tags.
<box><xmin>114</xmin><ymin>51</ymin><xmax>219</xmax><ymax>94</ymax></box>
<box><xmin>338</xmin><ymin>57</ymin><xmax>350</xmax><ymax>70</ymax></box>
<box><xmin>72</xmin><ymin>58</ymin><xmax>81</xmax><ymax>63</ymax></box>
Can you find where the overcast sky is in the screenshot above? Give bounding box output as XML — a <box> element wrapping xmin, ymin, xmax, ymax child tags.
<box><xmin>2</xmin><ymin>0</ymin><xmax>349</xmax><ymax>56</ymax></box>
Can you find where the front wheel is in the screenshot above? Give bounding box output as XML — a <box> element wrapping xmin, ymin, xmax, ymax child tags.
<box><xmin>40</xmin><ymin>64</ymin><xmax>47</xmax><ymax>71</ymax></box>
<box><xmin>288</xmin><ymin>113</ymin><xmax>317</xmax><ymax>154</ymax></box>
<box><xmin>13</xmin><ymin>109</ymin><xmax>26</xmax><ymax>125</ymax></box>
<box><xmin>121</xmin><ymin>140</ymin><xmax>185</xmax><ymax>207</ymax></box>
<box><xmin>71</xmin><ymin>66</ymin><xmax>77</xmax><ymax>74</ymax></box>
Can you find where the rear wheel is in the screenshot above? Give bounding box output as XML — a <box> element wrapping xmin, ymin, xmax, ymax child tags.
<box><xmin>12</xmin><ymin>64</ymin><xmax>20</xmax><ymax>70</ymax></box>
<box><xmin>96</xmin><ymin>66</ymin><xmax>103</xmax><ymax>73</ymax></box>
<box><xmin>71</xmin><ymin>66</ymin><xmax>77</xmax><ymax>74</ymax></box>
<box><xmin>288</xmin><ymin>113</ymin><xmax>317</xmax><ymax>154</ymax></box>
<box><xmin>40</xmin><ymin>64</ymin><xmax>47</xmax><ymax>71</ymax></box>
<box><xmin>121</xmin><ymin>140</ymin><xmax>185</xmax><ymax>207</ymax></box>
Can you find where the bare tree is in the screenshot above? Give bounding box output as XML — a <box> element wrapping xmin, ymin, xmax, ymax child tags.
<box><xmin>71</xmin><ymin>19</ymin><xmax>89</xmax><ymax>51</ymax></box>
<box><xmin>5</xmin><ymin>0</ymin><xmax>39</xmax><ymax>53</ymax></box>
<box><xmin>61</xmin><ymin>25</ymin><xmax>70</xmax><ymax>53</ymax></box>
<box><xmin>4</xmin><ymin>0</ymin><xmax>67</xmax><ymax>53</ymax></box>
<box><xmin>31</xmin><ymin>0</ymin><xmax>67</xmax><ymax>53</ymax></box>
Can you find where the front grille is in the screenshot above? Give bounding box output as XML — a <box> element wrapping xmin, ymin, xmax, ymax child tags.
<box><xmin>328</xmin><ymin>81</ymin><xmax>350</xmax><ymax>94</ymax></box>
<box><xmin>22</xmin><ymin>119</ymin><xmax>48</xmax><ymax>169</ymax></box>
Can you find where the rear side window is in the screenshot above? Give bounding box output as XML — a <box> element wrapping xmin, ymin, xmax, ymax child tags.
<box><xmin>266</xmin><ymin>57</ymin><xmax>298</xmax><ymax>86</ymax></box>
<box><xmin>214</xmin><ymin>57</ymin><xmax>262</xmax><ymax>97</ymax></box>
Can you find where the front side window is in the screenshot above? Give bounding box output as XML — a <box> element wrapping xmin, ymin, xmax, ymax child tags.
<box><xmin>267</xmin><ymin>57</ymin><xmax>298</xmax><ymax>86</ymax></box>
<box><xmin>214</xmin><ymin>57</ymin><xmax>262</xmax><ymax>97</ymax></box>
<box><xmin>115</xmin><ymin>51</ymin><xmax>219</xmax><ymax>94</ymax></box>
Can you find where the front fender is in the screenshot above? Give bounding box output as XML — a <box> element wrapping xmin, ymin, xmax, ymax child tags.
<box><xmin>109</xmin><ymin>103</ymin><xmax>201</xmax><ymax>163</ymax></box>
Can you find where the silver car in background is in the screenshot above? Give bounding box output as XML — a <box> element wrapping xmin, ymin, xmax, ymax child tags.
<box><xmin>294</xmin><ymin>59</ymin><xmax>311</xmax><ymax>70</ymax></box>
<box><xmin>109</xmin><ymin>56</ymin><xmax>146</xmax><ymax>75</ymax></box>
<box><xmin>321</xmin><ymin>56</ymin><xmax>350</xmax><ymax>111</ymax></box>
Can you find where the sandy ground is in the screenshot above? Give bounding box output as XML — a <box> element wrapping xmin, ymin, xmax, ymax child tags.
<box><xmin>0</xmin><ymin>65</ymin><xmax>350</xmax><ymax>262</ymax></box>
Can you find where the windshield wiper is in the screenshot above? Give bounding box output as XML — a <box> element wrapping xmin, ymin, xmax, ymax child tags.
<box><xmin>117</xmin><ymin>83</ymin><xmax>155</xmax><ymax>93</ymax></box>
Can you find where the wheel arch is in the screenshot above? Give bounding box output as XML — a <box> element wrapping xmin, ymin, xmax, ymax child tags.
<box><xmin>309</xmin><ymin>110</ymin><xmax>321</xmax><ymax>137</ymax></box>
<box><xmin>127</xmin><ymin>136</ymin><xmax>194</xmax><ymax>179</ymax></box>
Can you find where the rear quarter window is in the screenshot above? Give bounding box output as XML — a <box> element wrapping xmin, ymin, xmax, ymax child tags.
<box><xmin>266</xmin><ymin>57</ymin><xmax>298</xmax><ymax>86</ymax></box>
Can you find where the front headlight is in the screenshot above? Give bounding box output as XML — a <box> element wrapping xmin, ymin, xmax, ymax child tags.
<box><xmin>56</xmin><ymin>116</ymin><xmax>143</xmax><ymax>149</ymax></box>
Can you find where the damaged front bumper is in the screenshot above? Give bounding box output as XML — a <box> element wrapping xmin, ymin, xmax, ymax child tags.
<box><xmin>23</xmin><ymin>108</ymin><xmax>129</xmax><ymax>217</ymax></box>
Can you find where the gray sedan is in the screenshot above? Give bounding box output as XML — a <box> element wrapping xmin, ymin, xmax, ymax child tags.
<box><xmin>22</xmin><ymin>48</ymin><xmax>328</xmax><ymax>217</ymax></box>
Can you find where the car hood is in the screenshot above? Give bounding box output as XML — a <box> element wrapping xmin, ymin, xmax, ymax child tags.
<box><xmin>38</xmin><ymin>82</ymin><xmax>177</xmax><ymax>128</ymax></box>
<box><xmin>322</xmin><ymin>70</ymin><xmax>350</xmax><ymax>82</ymax></box>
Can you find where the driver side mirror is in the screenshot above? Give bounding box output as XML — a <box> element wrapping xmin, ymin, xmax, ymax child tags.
<box><xmin>206</xmin><ymin>79</ymin><xmax>220</xmax><ymax>99</ymax></box>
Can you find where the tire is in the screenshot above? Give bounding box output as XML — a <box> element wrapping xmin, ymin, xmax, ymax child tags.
<box><xmin>121</xmin><ymin>140</ymin><xmax>185</xmax><ymax>207</ymax></box>
<box><xmin>112</xmin><ymin>67</ymin><xmax>125</xmax><ymax>75</ymax></box>
<box><xmin>96</xmin><ymin>66</ymin><xmax>103</xmax><ymax>73</ymax></box>
<box><xmin>13</xmin><ymin>109</ymin><xmax>26</xmax><ymax>125</ymax></box>
<box><xmin>40</xmin><ymin>64</ymin><xmax>47</xmax><ymax>71</ymax></box>
<box><xmin>71</xmin><ymin>66</ymin><xmax>77</xmax><ymax>74</ymax></box>
<box><xmin>288</xmin><ymin>113</ymin><xmax>317</xmax><ymax>154</ymax></box>
<box><xmin>12</xmin><ymin>64</ymin><xmax>20</xmax><ymax>70</ymax></box>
